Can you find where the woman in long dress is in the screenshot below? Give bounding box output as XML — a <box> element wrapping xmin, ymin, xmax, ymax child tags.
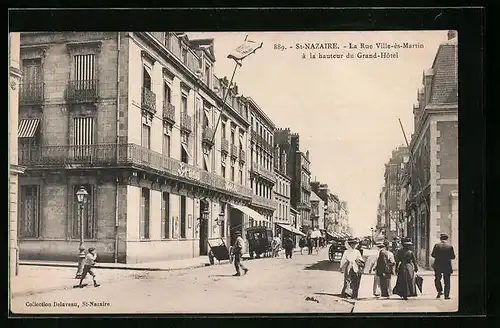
<box><xmin>340</xmin><ymin>238</ymin><xmax>365</xmax><ymax>299</ymax></box>
<box><xmin>392</xmin><ymin>238</ymin><xmax>418</xmax><ymax>300</ymax></box>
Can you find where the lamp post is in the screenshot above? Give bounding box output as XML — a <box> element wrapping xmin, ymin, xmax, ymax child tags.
<box><xmin>370</xmin><ymin>227</ymin><xmax>375</xmax><ymax>248</ymax></box>
<box><xmin>75</xmin><ymin>186</ymin><xmax>88</xmax><ymax>279</ymax></box>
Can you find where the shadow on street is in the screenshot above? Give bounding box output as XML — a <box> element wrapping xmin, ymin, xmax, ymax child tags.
<box><xmin>304</xmin><ymin>260</ymin><xmax>341</xmax><ymax>271</ymax></box>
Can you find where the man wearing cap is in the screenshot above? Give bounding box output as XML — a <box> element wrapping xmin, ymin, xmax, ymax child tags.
<box><xmin>232</xmin><ymin>231</ymin><xmax>249</xmax><ymax>276</ymax></box>
<box><xmin>431</xmin><ymin>233</ymin><xmax>456</xmax><ymax>299</ymax></box>
<box><xmin>376</xmin><ymin>240</ymin><xmax>396</xmax><ymax>298</ymax></box>
<box><xmin>76</xmin><ymin>247</ymin><xmax>100</xmax><ymax>288</ymax></box>
<box><xmin>369</xmin><ymin>241</ymin><xmax>385</xmax><ymax>297</ymax></box>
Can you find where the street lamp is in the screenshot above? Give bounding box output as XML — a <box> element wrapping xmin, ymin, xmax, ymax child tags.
<box><xmin>370</xmin><ymin>227</ymin><xmax>375</xmax><ymax>247</ymax></box>
<box><xmin>75</xmin><ymin>186</ymin><xmax>88</xmax><ymax>279</ymax></box>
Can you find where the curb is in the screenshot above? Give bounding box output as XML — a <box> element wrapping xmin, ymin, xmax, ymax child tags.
<box><xmin>19</xmin><ymin>262</ymin><xmax>211</xmax><ymax>272</ymax></box>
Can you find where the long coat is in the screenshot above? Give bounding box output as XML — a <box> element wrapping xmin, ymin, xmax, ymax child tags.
<box><xmin>431</xmin><ymin>242</ymin><xmax>456</xmax><ymax>274</ymax></box>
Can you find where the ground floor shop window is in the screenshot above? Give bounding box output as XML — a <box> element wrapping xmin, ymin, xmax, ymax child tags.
<box><xmin>180</xmin><ymin>195</ymin><xmax>186</xmax><ymax>238</ymax></box>
<box><xmin>140</xmin><ymin>188</ymin><xmax>150</xmax><ymax>239</ymax></box>
<box><xmin>19</xmin><ymin>185</ymin><xmax>40</xmax><ymax>238</ymax></box>
<box><xmin>161</xmin><ymin>192</ymin><xmax>170</xmax><ymax>239</ymax></box>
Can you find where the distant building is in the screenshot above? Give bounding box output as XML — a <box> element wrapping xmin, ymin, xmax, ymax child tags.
<box><xmin>406</xmin><ymin>31</ymin><xmax>458</xmax><ymax>269</ymax></box>
<box><xmin>382</xmin><ymin>146</ymin><xmax>409</xmax><ymax>241</ymax></box>
<box><xmin>274</xmin><ymin>129</ymin><xmax>312</xmax><ymax>232</ymax></box>
<box><xmin>310</xmin><ymin>191</ymin><xmax>325</xmax><ymax>230</ymax></box>
<box><xmin>273</xmin><ymin>143</ymin><xmax>291</xmax><ymax>235</ymax></box>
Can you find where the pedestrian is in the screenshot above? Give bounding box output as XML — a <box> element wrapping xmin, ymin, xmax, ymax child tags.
<box><xmin>271</xmin><ymin>235</ymin><xmax>281</xmax><ymax>258</ymax></box>
<box><xmin>391</xmin><ymin>237</ymin><xmax>401</xmax><ymax>255</ymax></box>
<box><xmin>76</xmin><ymin>247</ymin><xmax>100</xmax><ymax>288</ymax></box>
<box><xmin>431</xmin><ymin>233</ymin><xmax>456</xmax><ymax>300</ymax></box>
<box><xmin>299</xmin><ymin>237</ymin><xmax>306</xmax><ymax>255</ymax></box>
<box><xmin>369</xmin><ymin>241</ymin><xmax>385</xmax><ymax>297</ymax></box>
<box><xmin>232</xmin><ymin>231</ymin><xmax>249</xmax><ymax>276</ymax></box>
<box><xmin>376</xmin><ymin>240</ymin><xmax>396</xmax><ymax>298</ymax></box>
<box><xmin>284</xmin><ymin>235</ymin><xmax>294</xmax><ymax>259</ymax></box>
<box><xmin>307</xmin><ymin>237</ymin><xmax>314</xmax><ymax>255</ymax></box>
<box><xmin>392</xmin><ymin>237</ymin><xmax>418</xmax><ymax>300</ymax></box>
<box><xmin>340</xmin><ymin>237</ymin><xmax>365</xmax><ymax>300</ymax></box>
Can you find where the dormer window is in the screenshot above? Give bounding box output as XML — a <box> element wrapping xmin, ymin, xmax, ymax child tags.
<box><xmin>181</xmin><ymin>47</ymin><xmax>188</xmax><ymax>64</ymax></box>
<box><xmin>204</xmin><ymin>62</ymin><xmax>211</xmax><ymax>87</ymax></box>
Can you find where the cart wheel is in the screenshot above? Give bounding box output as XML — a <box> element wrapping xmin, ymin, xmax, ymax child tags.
<box><xmin>328</xmin><ymin>246</ymin><xmax>334</xmax><ymax>262</ymax></box>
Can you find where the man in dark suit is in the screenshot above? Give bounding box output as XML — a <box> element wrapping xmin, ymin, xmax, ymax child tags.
<box><xmin>431</xmin><ymin>233</ymin><xmax>456</xmax><ymax>299</ymax></box>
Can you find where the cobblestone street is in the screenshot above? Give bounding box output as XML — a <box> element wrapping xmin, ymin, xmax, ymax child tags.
<box><xmin>11</xmin><ymin>248</ymin><xmax>457</xmax><ymax>314</ymax></box>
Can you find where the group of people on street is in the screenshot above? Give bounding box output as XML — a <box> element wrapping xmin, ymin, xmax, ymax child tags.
<box><xmin>339</xmin><ymin>233</ymin><xmax>456</xmax><ymax>301</ymax></box>
<box><xmin>299</xmin><ymin>236</ymin><xmax>324</xmax><ymax>255</ymax></box>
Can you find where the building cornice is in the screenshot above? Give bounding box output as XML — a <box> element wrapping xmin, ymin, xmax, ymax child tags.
<box><xmin>10</xmin><ymin>66</ymin><xmax>22</xmax><ymax>79</ymax></box>
<box><xmin>247</xmin><ymin>97</ymin><xmax>276</xmax><ymax>129</ymax></box>
<box><xmin>10</xmin><ymin>164</ymin><xmax>26</xmax><ymax>175</ymax></box>
<box><xmin>410</xmin><ymin>105</ymin><xmax>458</xmax><ymax>152</ymax></box>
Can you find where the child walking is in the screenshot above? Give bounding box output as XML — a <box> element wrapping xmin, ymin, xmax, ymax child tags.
<box><xmin>76</xmin><ymin>247</ymin><xmax>100</xmax><ymax>288</ymax></box>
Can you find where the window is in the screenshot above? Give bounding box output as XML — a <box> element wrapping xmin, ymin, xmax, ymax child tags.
<box><xmin>73</xmin><ymin>117</ymin><xmax>94</xmax><ymax>159</ymax></box>
<box><xmin>239</xmin><ymin>167</ymin><xmax>243</xmax><ymax>184</ymax></box>
<box><xmin>164</xmin><ymin>83</ymin><xmax>171</xmax><ymax>104</ymax></box>
<box><xmin>142</xmin><ymin>124</ymin><xmax>151</xmax><ymax>149</ymax></box>
<box><xmin>231</xmin><ymin>130</ymin><xmax>235</xmax><ymax>145</ymax></box>
<box><xmin>72</xmin><ymin>184</ymin><xmax>95</xmax><ymax>239</ymax></box>
<box><xmin>181</xmin><ymin>94</ymin><xmax>188</xmax><ymax>112</ymax></box>
<box><xmin>181</xmin><ymin>143</ymin><xmax>189</xmax><ymax>164</ymax></box>
<box><xmin>204</xmin><ymin>63</ymin><xmax>211</xmax><ymax>86</ymax></box>
<box><xmin>221</xmin><ymin>121</ymin><xmax>226</xmax><ymax>139</ymax></box>
<box><xmin>140</xmin><ymin>188</ymin><xmax>150</xmax><ymax>239</ymax></box>
<box><xmin>21</xmin><ymin>58</ymin><xmax>42</xmax><ymax>102</ymax></box>
<box><xmin>180</xmin><ymin>196</ymin><xmax>187</xmax><ymax>238</ymax></box>
<box><xmin>19</xmin><ymin>185</ymin><xmax>40</xmax><ymax>238</ymax></box>
<box><xmin>161</xmin><ymin>192</ymin><xmax>170</xmax><ymax>239</ymax></box>
<box><xmin>73</xmin><ymin>54</ymin><xmax>96</xmax><ymax>89</ymax></box>
<box><xmin>221</xmin><ymin>164</ymin><xmax>226</xmax><ymax>178</ymax></box>
<box><xmin>181</xmin><ymin>48</ymin><xmax>188</xmax><ymax>64</ymax></box>
<box><xmin>163</xmin><ymin>133</ymin><xmax>171</xmax><ymax>157</ymax></box>
<box><xmin>231</xmin><ymin>165</ymin><xmax>235</xmax><ymax>182</ymax></box>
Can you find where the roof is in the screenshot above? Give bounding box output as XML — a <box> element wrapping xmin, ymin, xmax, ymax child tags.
<box><xmin>188</xmin><ymin>38</ymin><xmax>216</xmax><ymax>62</ymax></box>
<box><xmin>247</xmin><ymin>97</ymin><xmax>276</xmax><ymax>129</ymax></box>
<box><xmin>429</xmin><ymin>43</ymin><xmax>458</xmax><ymax>104</ymax></box>
<box><xmin>310</xmin><ymin>191</ymin><xmax>323</xmax><ymax>203</ymax></box>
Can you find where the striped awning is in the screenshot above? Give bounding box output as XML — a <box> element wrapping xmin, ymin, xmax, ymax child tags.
<box><xmin>18</xmin><ymin>119</ymin><xmax>40</xmax><ymax>138</ymax></box>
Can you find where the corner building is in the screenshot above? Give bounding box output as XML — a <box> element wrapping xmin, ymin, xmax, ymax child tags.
<box><xmin>17</xmin><ymin>32</ymin><xmax>254</xmax><ymax>263</ymax></box>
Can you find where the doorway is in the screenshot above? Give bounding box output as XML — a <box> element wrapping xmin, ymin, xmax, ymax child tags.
<box><xmin>199</xmin><ymin>200</ymin><xmax>209</xmax><ymax>255</ymax></box>
<box><xmin>229</xmin><ymin>207</ymin><xmax>243</xmax><ymax>246</ymax></box>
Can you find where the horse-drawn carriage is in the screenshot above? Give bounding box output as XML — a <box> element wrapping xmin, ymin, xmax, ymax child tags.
<box><xmin>246</xmin><ymin>226</ymin><xmax>273</xmax><ymax>259</ymax></box>
<box><xmin>328</xmin><ymin>238</ymin><xmax>347</xmax><ymax>262</ymax></box>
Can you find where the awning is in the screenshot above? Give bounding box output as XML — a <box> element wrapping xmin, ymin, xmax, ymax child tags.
<box><xmin>18</xmin><ymin>119</ymin><xmax>40</xmax><ymax>138</ymax></box>
<box><xmin>231</xmin><ymin>204</ymin><xmax>269</xmax><ymax>223</ymax></box>
<box><xmin>181</xmin><ymin>142</ymin><xmax>191</xmax><ymax>158</ymax></box>
<box><xmin>277</xmin><ymin>223</ymin><xmax>306</xmax><ymax>236</ymax></box>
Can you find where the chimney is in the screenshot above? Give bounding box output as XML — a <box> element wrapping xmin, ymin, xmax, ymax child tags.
<box><xmin>306</xmin><ymin>150</ymin><xmax>309</xmax><ymax>159</ymax></box>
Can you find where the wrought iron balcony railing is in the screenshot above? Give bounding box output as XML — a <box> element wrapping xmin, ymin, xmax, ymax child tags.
<box><xmin>162</xmin><ymin>102</ymin><xmax>175</xmax><ymax>125</ymax></box>
<box><xmin>302</xmin><ymin>181</ymin><xmax>311</xmax><ymax>192</ymax></box>
<box><xmin>202</xmin><ymin>126</ymin><xmax>214</xmax><ymax>147</ymax></box>
<box><xmin>230</xmin><ymin>144</ymin><xmax>238</xmax><ymax>160</ymax></box>
<box><xmin>221</xmin><ymin>139</ymin><xmax>229</xmax><ymax>154</ymax></box>
<box><xmin>239</xmin><ymin>149</ymin><xmax>246</xmax><ymax>163</ymax></box>
<box><xmin>180</xmin><ymin>112</ymin><xmax>192</xmax><ymax>133</ymax></box>
<box><xmin>251</xmin><ymin>194</ymin><xmax>278</xmax><ymax>210</ymax></box>
<box><xmin>251</xmin><ymin>161</ymin><xmax>276</xmax><ymax>183</ymax></box>
<box><xmin>20</xmin><ymin>82</ymin><xmax>44</xmax><ymax>105</ymax></box>
<box><xmin>141</xmin><ymin>87</ymin><xmax>156</xmax><ymax>113</ymax></box>
<box><xmin>66</xmin><ymin>79</ymin><xmax>98</xmax><ymax>103</ymax></box>
<box><xmin>18</xmin><ymin>143</ymin><xmax>253</xmax><ymax>199</ymax></box>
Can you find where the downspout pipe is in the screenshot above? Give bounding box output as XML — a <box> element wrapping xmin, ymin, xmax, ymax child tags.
<box><xmin>114</xmin><ymin>32</ymin><xmax>121</xmax><ymax>263</ymax></box>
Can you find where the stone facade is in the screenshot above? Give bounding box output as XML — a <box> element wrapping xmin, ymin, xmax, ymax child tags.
<box><xmin>16</xmin><ymin>32</ymin><xmax>260</xmax><ymax>263</ymax></box>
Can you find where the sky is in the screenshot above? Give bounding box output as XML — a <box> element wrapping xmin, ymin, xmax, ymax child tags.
<box><xmin>187</xmin><ymin>31</ymin><xmax>449</xmax><ymax>237</ymax></box>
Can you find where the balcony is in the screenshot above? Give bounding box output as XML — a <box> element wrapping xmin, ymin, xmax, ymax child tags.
<box><xmin>230</xmin><ymin>144</ymin><xmax>238</xmax><ymax>160</ymax></box>
<box><xmin>221</xmin><ymin>139</ymin><xmax>229</xmax><ymax>155</ymax></box>
<box><xmin>18</xmin><ymin>143</ymin><xmax>253</xmax><ymax>200</ymax></box>
<box><xmin>251</xmin><ymin>194</ymin><xmax>277</xmax><ymax>211</ymax></box>
<box><xmin>239</xmin><ymin>149</ymin><xmax>246</xmax><ymax>164</ymax></box>
<box><xmin>180</xmin><ymin>112</ymin><xmax>192</xmax><ymax>133</ymax></box>
<box><xmin>162</xmin><ymin>102</ymin><xmax>176</xmax><ymax>125</ymax></box>
<box><xmin>251</xmin><ymin>161</ymin><xmax>276</xmax><ymax>183</ymax></box>
<box><xmin>141</xmin><ymin>87</ymin><xmax>156</xmax><ymax>113</ymax></box>
<box><xmin>302</xmin><ymin>181</ymin><xmax>311</xmax><ymax>192</ymax></box>
<box><xmin>20</xmin><ymin>82</ymin><xmax>44</xmax><ymax>105</ymax></box>
<box><xmin>202</xmin><ymin>126</ymin><xmax>215</xmax><ymax>148</ymax></box>
<box><xmin>66</xmin><ymin>79</ymin><xmax>98</xmax><ymax>103</ymax></box>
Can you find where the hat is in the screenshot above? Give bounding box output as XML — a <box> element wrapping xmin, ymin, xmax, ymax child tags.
<box><xmin>375</xmin><ymin>241</ymin><xmax>385</xmax><ymax>248</ymax></box>
<box><xmin>402</xmin><ymin>237</ymin><xmax>413</xmax><ymax>245</ymax></box>
<box><xmin>440</xmin><ymin>233</ymin><xmax>449</xmax><ymax>240</ymax></box>
<box><xmin>347</xmin><ymin>237</ymin><xmax>359</xmax><ymax>245</ymax></box>
<box><xmin>393</xmin><ymin>236</ymin><xmax>401</xmax><ymax>241</ymax></box>
<box><xmin>88</xmin><ymin>247</ymin><xmax>96</xmax><ymax>252</ymax></box>
<box><xmin>234</xmin><ymin>231</ymin><xmax>241</xmax><ymax>235</ymax></box>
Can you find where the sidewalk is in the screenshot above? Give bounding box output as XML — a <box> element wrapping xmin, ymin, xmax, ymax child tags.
<box><xmin>10</xmin><ymin>249</ymin><xmax>302</xmax><ymax>298</ymax></box>
<box><xmin>11</xmin><ymin>256</ymin><xmax>215</xmax><ymax>298</ymax></box>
